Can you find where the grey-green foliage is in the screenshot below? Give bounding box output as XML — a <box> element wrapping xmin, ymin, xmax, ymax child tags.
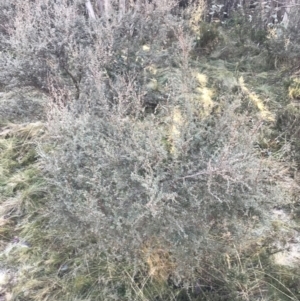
<box><xmin>40</xmin><ymin>92</ymin><xmax>289</xmax><ymax>284</ymax></box>
<box><xmin>4</xmin><ymin>0</ymin><xmax>293</xmax><ymax>296</ymax></box>
<box><xmin>0</xmin><ymin>0</ymin><xmax>183</xmax><ymax>109</ymax></box>
<box><xmin>0</xmin><ymin>0</ymin><xmax>91</xmax><ymax>91</ymax></box>
<box><xmin>266</xmin><ymin>6</ymin><xmax>300</xmax><ymax>64</ymax></box>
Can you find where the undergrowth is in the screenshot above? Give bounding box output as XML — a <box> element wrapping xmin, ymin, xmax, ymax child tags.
<box><xmin>0</xmin><ymin>1</ymin><xmax>300</xmax><ymax>301</ymax></box>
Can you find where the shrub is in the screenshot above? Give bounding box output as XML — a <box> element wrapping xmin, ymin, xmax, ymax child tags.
<box><xmin>3</xmin><ymin>0</ymin><xmax>297</xmax><ymax>300</ymax></box>
<box><xmin>266</xmin><ymin>5</ymin><xmax>300</xmax><ymax>68</ymax></box>
<box><xmin>41</xmin><ymin>90</ymin><xmax>294</xmax><ymax>299</ymax></box>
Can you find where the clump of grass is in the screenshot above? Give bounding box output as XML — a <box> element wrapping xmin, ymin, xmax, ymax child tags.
<box><xmin>0</xmin><ymin>121</ymin><xmax>48</xmax><ymax>299</ymax></box>
<box><xmin>0</xmin><ymin>123</ymin><xmax>46</xmax><ymax>214</ymax></box>
<box><xmin>288</xmin><ymin>78</ymin><xmax>300</xmax><ymax>100</ymax></box>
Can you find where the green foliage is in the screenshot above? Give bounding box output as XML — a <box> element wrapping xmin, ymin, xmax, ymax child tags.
<box><xmin>0</xmin><ymin>123</ymin><xmax>45</xmax><ymax>203</ymax></box>
<box><xmin>195</xmin><ymin>22</ymin><xmax>220</xmax><ymax>53</ymax></box>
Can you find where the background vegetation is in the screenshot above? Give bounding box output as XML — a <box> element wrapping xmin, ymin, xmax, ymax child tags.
<box><xmin>0</xmin><ymin>0</ymin><xmax>300</xmax><ymax>300</ymax></box>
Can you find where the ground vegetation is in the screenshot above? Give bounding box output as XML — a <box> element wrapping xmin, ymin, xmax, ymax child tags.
<box><xmin>0</xmin><ymin>1</ymin><xmax>300</xmax><ymax>300</ymax></box>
